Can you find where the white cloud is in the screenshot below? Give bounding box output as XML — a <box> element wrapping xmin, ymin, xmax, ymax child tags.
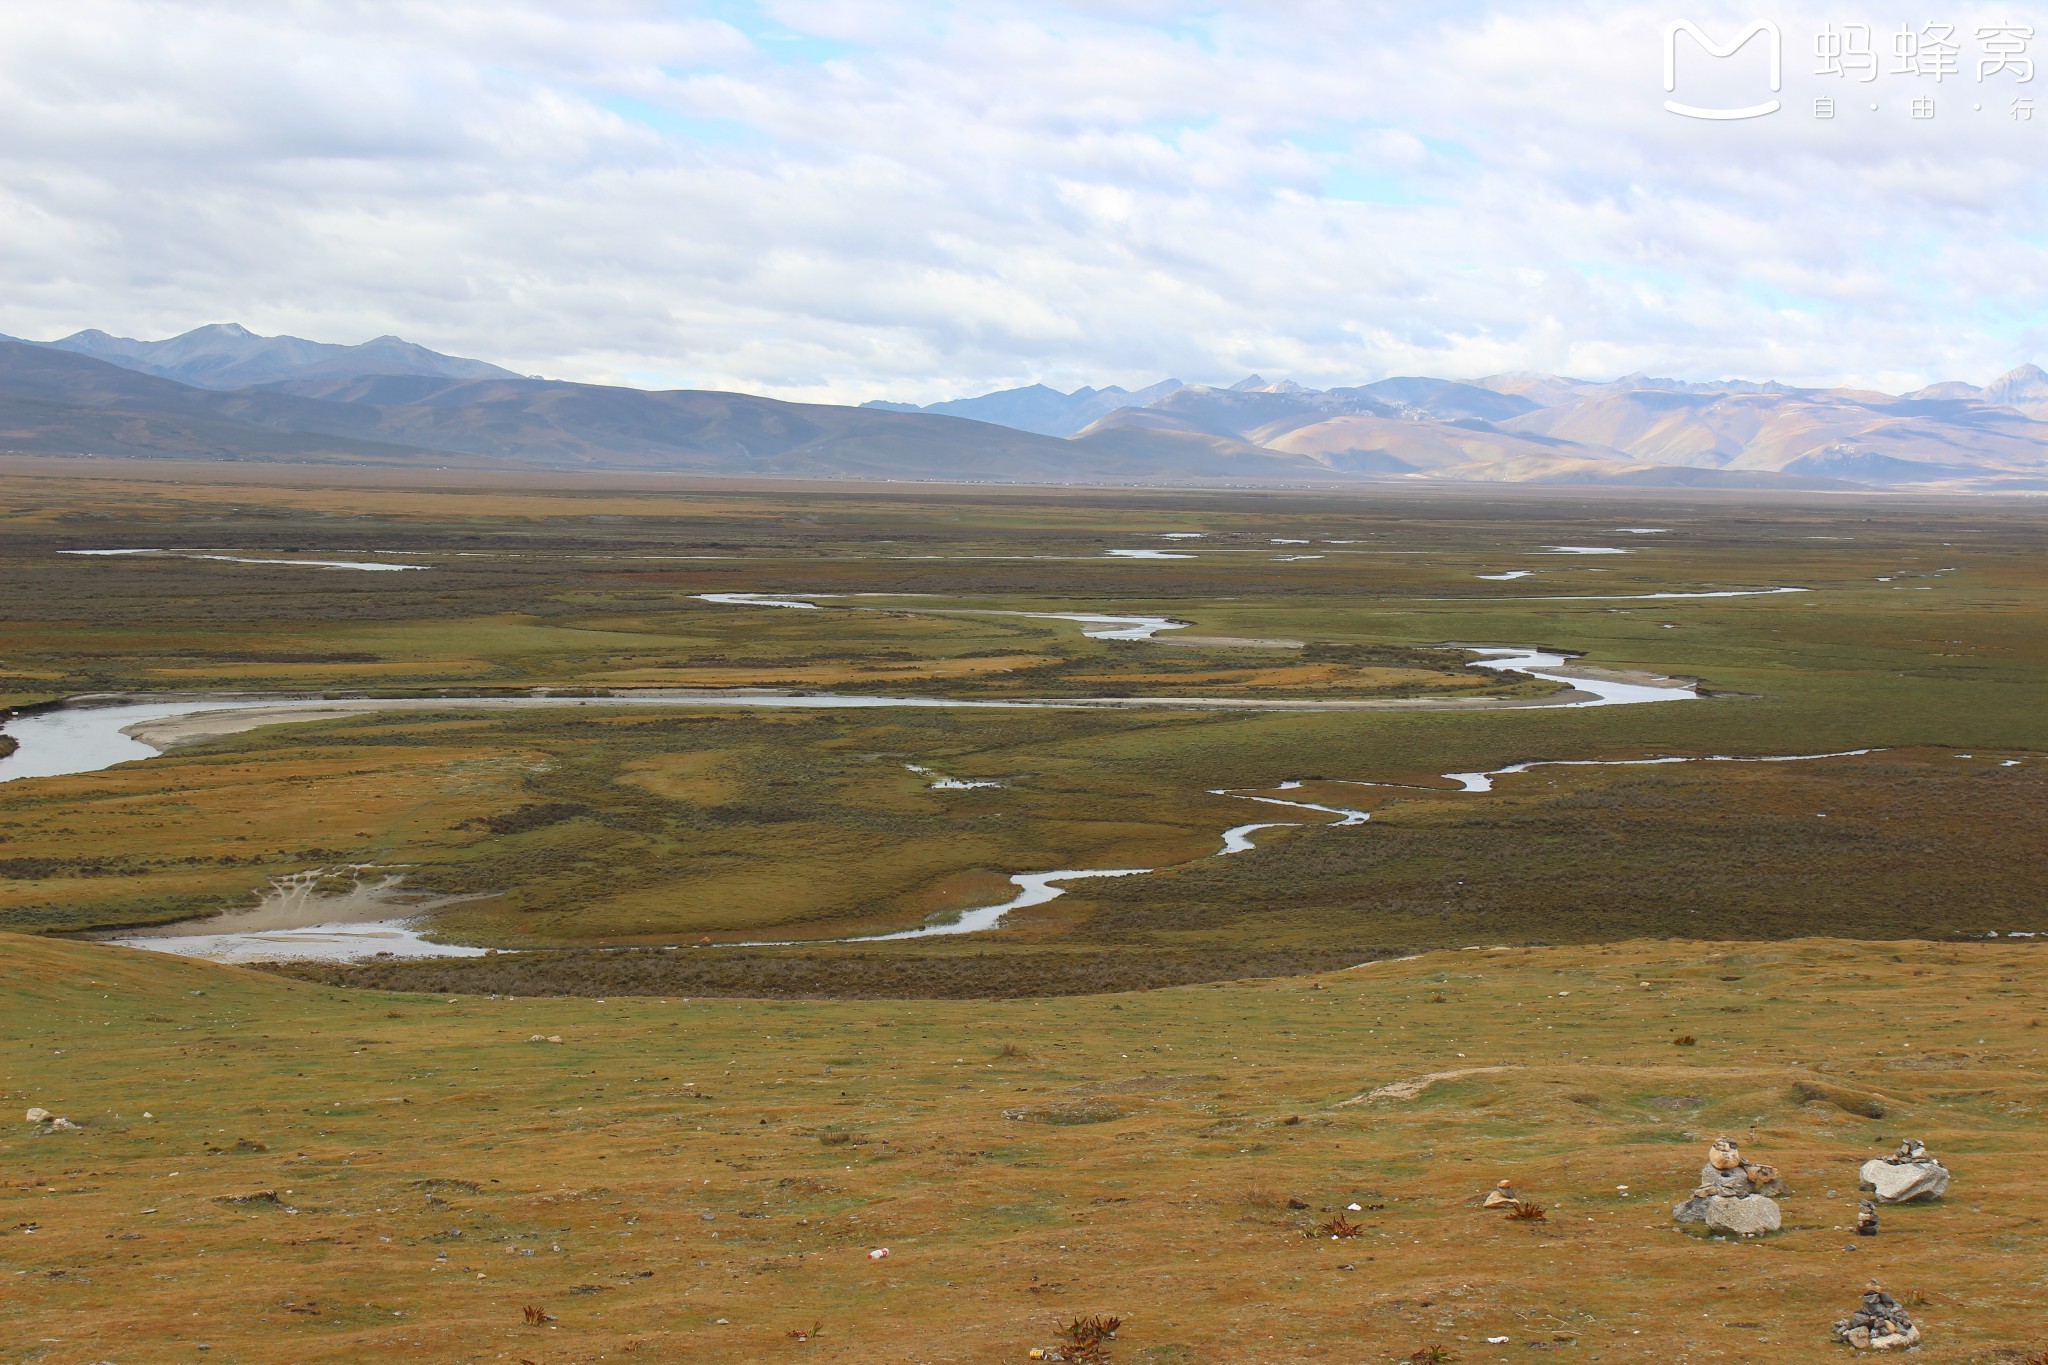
<box><xmin>3</xmin><ymin>0</ymin><xmax>2046</xmax><ymax>401</ymax></box>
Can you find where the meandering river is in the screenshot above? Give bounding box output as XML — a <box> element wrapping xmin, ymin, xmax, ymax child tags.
<box><xmin>0</xmin><ymin>636</ymin><xmax>1696</xmax><ymax>791</ymax></box>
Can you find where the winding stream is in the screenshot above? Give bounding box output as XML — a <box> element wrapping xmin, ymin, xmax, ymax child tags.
<box><xmin>739</xmin><ymin>747</ymin><xmax>1888</xmax><ymax>947</ymax></box>
<box><xmin>61</xmin><ymin>549</ymin><xmax>425</xmax><ymax>572</ymax></box>
<box><xmin>0</xmin><ymin>693</ymin><xmax>1076</xmax><ymax>790</ymax></box>
<box><xmin>1440</xmin><ymin>748</ymin><xmax>1878</xmax><ymax>794</ymax></box>
<box><xmin>743</xmin><ymin>868</ymin><xmax>1157</xmax><ymax>944</ymax></box>
<box><xmin>695</xmin><ymin>592</ymin><xmax>1187</xmax><ymax>640</ymax></box>
<box><xmin>0</xmin><ymin>639</ymin><xmax>1693</xmax><ymax>791</ymax></box>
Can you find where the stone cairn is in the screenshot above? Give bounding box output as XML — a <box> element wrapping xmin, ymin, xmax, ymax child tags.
<box><xmin>1481</xmin><ymin>1180</ymin><xmax>1519</xmax><ymax>1209</ymax></box>
<box><xmin>1672</xmin><ymin>1136</ymin><xmax>1784</xmax><ymax>1235</ymax></box>
<box><xmin>1854</xmin><ymin>1200</ymin><xmax>1878</xmax><ymax>1236</ymax></box>
<box><xmin>1859</xmin><ymin>1139</ymin><xmax>1949</xmax><ymax>1204</ymax></box>
<box><xmin>1832</xmin><ymin>1281</ymin><xmax>1921</xmax><ymax>1350</ymax></box>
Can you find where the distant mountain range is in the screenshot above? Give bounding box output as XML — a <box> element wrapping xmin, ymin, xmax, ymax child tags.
<box><xmin>862</xmin><ymin>378</ymin><xmax>1186</xmax><ymax>436</ymax></box>
<box><xmin>0</xmin><ymin>330</ymin><xmax>1317</xmax><ymax>482</ymax></box>
<box><xmin>867</xmin><ymin>367</ymin><xmax>2048</xmax><ymax>491</ymax></box>
<box><xmin>3</xmin><ymin>323</ymin><xmax>2046</xmax><ymax>491</ymax></box>
<box><xmin>41</xmin><ymin>323</ymin><xmax>521</xmax><ymax>389</ymax></box>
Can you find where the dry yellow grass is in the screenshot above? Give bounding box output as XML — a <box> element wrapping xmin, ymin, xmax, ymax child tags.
<box><xmin>4</xmin><ymin>932</ymin><xmax>2044</xmax><ymax>1362</ymax></box>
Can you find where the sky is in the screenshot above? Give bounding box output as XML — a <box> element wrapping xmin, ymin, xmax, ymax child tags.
<box><xmin>4</xmin><ymin>0</ymin><xmax>2047</xmax><ymax>402</ymax></box>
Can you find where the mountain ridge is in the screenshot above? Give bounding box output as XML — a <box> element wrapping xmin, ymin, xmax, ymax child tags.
<box><xmin>905</xmin><ymin>365</ymin><xmax>2048</xmax><ymax>490</ymax></box>
<box><xmin>3</xmin><ymin>324</ymin><xmax>2045</xmax><ymax>490</ymax></box>
<box><xmin>27</xmin><ymin>323</ymin><xmax>522</xmax><ymax>391</ymax></box>
<box><xmin>0</xmin><ymin>340</ymin><xmax>1337</xmax><ymax>483</ymax></box>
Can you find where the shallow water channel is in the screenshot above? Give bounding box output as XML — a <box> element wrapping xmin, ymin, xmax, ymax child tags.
<box><xmin>61</xmin><ymin>549</ymin><xmax>426</xmax><ymax>571</ymax></box>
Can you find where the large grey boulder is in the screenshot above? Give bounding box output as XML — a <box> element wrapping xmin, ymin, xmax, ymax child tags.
<box><xmin>1860</xmin><ymin>1157</ymin><xmax>1948</xmax><ymax>1203</ymax></box>
<box><xmin>1702</xmin><ymin>1193</ymin><xmax>1781</xmax><ymax>1236</ymax></box>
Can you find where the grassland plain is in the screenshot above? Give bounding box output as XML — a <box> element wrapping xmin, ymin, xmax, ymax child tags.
<box><xmin>4</xmin><ymin>931</ymin><xmax>2047</xmax><ymax>1363</ymax></box>
<box><xmin>1</xmin><ymin>458</ymin><xmax>2046</xmax><ymax>977</ymax></box>
<box><xmin>3</xmin><ymin>461</ymin><xmax>2048</xmax><ymax>1362</ymax></box>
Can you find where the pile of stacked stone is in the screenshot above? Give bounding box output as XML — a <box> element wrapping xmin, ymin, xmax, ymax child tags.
<box><xmin>1481</xmin><ymin>1180</ymin><xmax>1519</xmax><ymax>1209</ymax></box>
<box><xmin>1859</xmin><ymin>1139</ymin><xmax>1949</xmax><ymax>1204</ymax></box>
<box><xmin>1672</xmin><ymin>1137</ymin><xmax>1785</xmax><ymax>1235</ymax></box>
<box><xmin>1832</xmin><ymin>1281</ymin><xmax>1921</xmax><ymax>1350</ymax></box>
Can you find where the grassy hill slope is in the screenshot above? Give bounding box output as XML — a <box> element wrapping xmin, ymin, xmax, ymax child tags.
<box><xmin>3</xmin><ymin>932</ymin><xmax>2044</xmax><ymax>1362</ymax></box>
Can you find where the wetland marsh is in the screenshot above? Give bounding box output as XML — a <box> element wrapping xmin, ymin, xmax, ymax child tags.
<box><xmin>0</xmin><ymin>460</ymin><xmax>2043</xmax><ymax>981</ymax></box>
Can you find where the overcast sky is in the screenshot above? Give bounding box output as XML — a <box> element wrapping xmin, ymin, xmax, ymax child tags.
<box><xmin>4</xmin><ymin>1</ymin><xmax>2046</xmax><ymax>401</ymax></box>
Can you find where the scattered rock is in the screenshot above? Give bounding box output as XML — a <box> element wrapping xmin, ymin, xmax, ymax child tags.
<box><xmin>50</xmin><ymin>1117</ymin><xmax>81</xmax><ymax>1132</ymax></box>
<box><xmin>1002</xmin><ymin>1100</ymin><xmax>1125</xmax><ymax>1125</ymax></box>
<box><xmin>1833</xmin><ymin>1281</ymin><xmax>1921</xmax><ymax>1350</ymax></box>
<box><xmin>24</xmin><ymin>1108</ymin><xmax>51</xmax><ymax>1125</ymax></box>
<box><xmin>1340</xmin><ymin>1066</ymin><xmax>1517</xmax><ymax>1105</ymax></box>
<box><xmin>1859</xmin><ymin>1140</ymin><xmax>1949</xmax><ymax>1203</ymax></box>
<box><xmin>214</xmin><ymin>1190</ymin><xmax>283</xmax><ymax>1208</ymax></box>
